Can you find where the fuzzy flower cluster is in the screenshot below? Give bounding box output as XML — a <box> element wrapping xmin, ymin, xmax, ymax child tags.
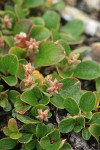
<box><xmin>26</xmin><ymin>38</ymin><xmax>40</xmax><ymax>54</ymax></box>
<box><xmin>0</xmin><ymin>14</ymin><xmax>13</xmax><ymax>29</ymax></box>
<box><xmin>35</xmin><ymin>109</ymin><xmax>49</xmax><ymax>122</ymax></box>
<box><xmin>46</xmin><ymin>75</ymin><xmax>63</xmax><ymax>95</ymax></box>
<box><xmin>23</xmin><ymin>63</ymin><xmax>35</xmax><ymax>87</ymax></box>
<box><xmin>66</xmin><ymin>52</ymin><xmax>81</xmax><ymax>66</ymax></box>
<box><xmin>14</xmin><ymin>32</ymin><xmax>40</xmax><ymax>53</ymax></box>
<box><xmin>0</xmin><ymin>37</ymin><xmax>4</xmax><ymax>48</ymax></box>
<box><xmin>14</xmin><ymin>32</ymin><xmax>27</xmax><ymax>48</ymax></box>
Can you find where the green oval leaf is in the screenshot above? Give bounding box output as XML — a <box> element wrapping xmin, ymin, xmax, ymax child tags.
<box><xmin>57</xmin><ymin>39</ymin><xmax>71</xmax><ymax>56</ymax></box>
<box><xmin>59</xmin><ymin>78</ymin><xmax>82</xmax><ymax>103</ymax></box>
<box><xmin>25</xmin><ymin>140</ymin><xmax>36</xmax><ymax>150</ymax></box>
<box><xmin>60</xmin><ymin>143</ymin><xmax>72</xmax><ymax>150</ymax></box>
<box><xmin>61</xmin><ymin>19</ymin><xmax>84</xmax><ymax>36</ymax></box>
<box><xmin>14</xmin><ymin>19</ymin><xmax>33</xmax><ymax>35</ymax></box>
<box><xmin>56</xmin><ymin>59</ymin><xmax>73</xmax><ymax>78</ymax></box>
<box><xmin>17</xmin><ymin>114</ymin><xmax>40</xmax><ymax>124</ymax></box>
<box><xmin>89</xmin><ymin>112</ymin><xmax>100</xmax><ymax>125</ymax></box>
<box><xmin>9</xmin><ymin>47</ymin><xmax>26</xmax><ymax>59</ymax></box>
<box><xmin>40</xmin><ymin>130</ymin><xmax>61</xmax><ymax>150</ymax></box>
<box><xmin>2</xmin><ymin>76</ymin><xmax>17</xmax><ymax>86</ymax></box>
<box><xmin>10</xmin><ymin>132</ymin><xmax>22</xmax><ymax>139</ymax></box>
<box><xmin>15</xmin><ymin>4</ymin><xmax>25</xmax><ymax>19</ymax></box>
<box><xmin>21</xmin><ymin>88</ymin><xmax>38</xmax><ymax>106</ymax></box>
<box><xmin>0</xmin><ymin>138</ymin><xmax>17</xmax><ymax>150</ymax></box>
<box><xmin>23</xmin><ymin>0</ymin><xmax>44</xmax><ymax>8</ymax></box>
<box><xmin>3</xmin><ymin>127</ymin><xmax>12</xmax><ymax>136</ymax></box>
<box><xmin>4</xmin><ymin>102</ymin><xmax>12</xmax><ymax>112</ymax></box>
<box><xmin>59</xmin><ymin>33</ymin><xmax>83</xmax><ymax>45</ymax></box>
<box><xmin>18</xmin><ymin>133</ymin><xmax>33</xmax><ymax>143</ymax></box>
<box><xmin>31</xmin><ymin>17</ymin><xmax>45</xmax><ymax>26</ymax></box>
<box><xmin>82</xmin><ymin>128</ymin><xmax>91</xmax><ymax>140</ymax></box>
<box><xmin>0</xmin><ymin>54</ymin><xmax>18</xmax><ymax>75</ymax></box>
<box><xmin>0</xmin><ymin>98</ymin><xmax>8</xmax><ymax>108</ymax></box>
<box><xmin>36</xmin><ymin>123</ymin><xmax>54</xmax><ymax>139</ymax></box>
<box><xmin>30</xmin><ymin>26</ymin><xmax>50</xmax><ymax>41</ymax></box>
<box><xmin>8</xmin><ymin>118</ymin><xmax>18</xmax><ymax>132</ymax></box>
<box><xmin>43</xmin><ymin>10</ymin><xmax>60</xmax><ymax>30</ymax></box>
<box><xmin>75</xmin><ymin>116</ymin><xmax>85</xmax><ymax>127</ymax></box>
<box><xmin>74</xmin><ymin>61</ymin><xmax>100</xmax><ymax>80</ymax></box>
<box><xmin>12</xmin><ymin>0</ymin><xmax>23</xmax><ymax>4</ymax></box>
<box><xmin>17</xmin><ymin>62</ymin><xmax>26</xmax><ymax>80</ymax></box>
<box><xmin>36</xmin><ymin>123</ymin><xmax>48</xmax><ymax>138</ymax></box>
<box><xmin>20</xmin><ymin>124</ymin><xmax>36</xmax><ymax>133</ymax></box>
<box><xmin>21</xmin><ymin>87</ymin><xmax>49</xmax><ymax>106</ymax></box>
<box><xmin>3</xmin><ymin>36</ymin><xmax>14</xmax><ymax>47</ymax></box>
<box><xmin>74</xmin><ymin>116</ymin><xmax>85</xmax><ymax>133</ymax></box>
<box><xmin>84</xmin><ymin>112</ymin><xmax>93</xmax><ymax>119</ymax></box>
<box><xmin>49</xmin><ymin>129</ymin><xmax>60</xmax><ymax>141</ymax></box>
<box><xmin>34</xmin><ymin>41</ymin><xmax>65</xmax><ymax>66</ymax></box>
<box><xmin>64</xmin><ymin>97</ymin><xmax>79</xmax><ymax>115</ymax></box>
<box><xmin>9</xmin><ymin>90</ymin><xmax>20</xmax><ymax>104</ymax></box>
<box><xmin>50</xmin><ymin>94</ymin><xmax>64</xmax><ymax>109</ymax></box>
<box><xmin>79</xmin><ymin>92</ymin><xmax>96</xmax><ymax>112</ymax></box>
<box><xmin>89</xmin><ymin>124</ymin><xmax>100</xmax><ymax>142</ymax></box>
<box><xmin>59</xmin><ymin>118</ymin><xmax>75</xmax><ymax>133</ymax></box>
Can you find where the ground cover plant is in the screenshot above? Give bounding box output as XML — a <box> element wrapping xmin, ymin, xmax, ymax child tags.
<box><xmin>0</xmin><ymin>0</ymin><xmax>100</xmax><ymax>149</ymax></box>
